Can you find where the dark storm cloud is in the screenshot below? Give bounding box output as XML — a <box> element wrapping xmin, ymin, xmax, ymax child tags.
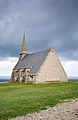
<box><xmin>0</xmin><ymin>0</ymin><xmax>78</xmax><ymax>60</ymax></box>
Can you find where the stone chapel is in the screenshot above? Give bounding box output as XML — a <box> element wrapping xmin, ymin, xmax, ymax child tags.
<box><xmin>11</xmin><ymin>35</ymin><xmax>68</xmax><ymax>83</ymax></box>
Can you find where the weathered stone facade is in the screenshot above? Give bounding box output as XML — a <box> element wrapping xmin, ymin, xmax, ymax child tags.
<box><xmin>35</xmin><ymin>49</ymin><xmax>67</xmax><ymax>83</ymax></box>
<box><xmin>11</xmin><ymin>35</ymin><xmax>68</xmax><ymax>83</ymax></box>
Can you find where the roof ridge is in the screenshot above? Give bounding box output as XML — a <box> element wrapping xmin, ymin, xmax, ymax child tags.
<box><xmin>28</xmin><ymin>48</ymin><xmax>50</xmax><ymax>55</ymax></box>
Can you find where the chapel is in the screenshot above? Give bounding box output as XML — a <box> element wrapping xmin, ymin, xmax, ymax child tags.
<box><xmin>11</xmin><ymin>35</ymin><xmax>68</xmax><ymax>83</ymax></box>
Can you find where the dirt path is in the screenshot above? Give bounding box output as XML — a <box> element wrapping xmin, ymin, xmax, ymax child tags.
<box><xmin>12</xmin><ymin>98</ymin><xmax>78</xmax><ymax>120</ymax></box>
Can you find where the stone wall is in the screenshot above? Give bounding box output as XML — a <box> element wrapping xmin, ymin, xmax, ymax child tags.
<box><xmin>35</xmin><ymin>49</ymin><xmax>68</xmax><ymax>84</ymax></box>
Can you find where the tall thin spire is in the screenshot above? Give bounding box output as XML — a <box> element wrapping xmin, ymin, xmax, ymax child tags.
<box><xmin>21</xmin><ymin>34</ymin><xmax>26</xmax><ymax>52</ymax></box>
<box><xmin>19</xmin><ymin>34</ymin><xmax>27</xmax><ymax>61</ymax></box>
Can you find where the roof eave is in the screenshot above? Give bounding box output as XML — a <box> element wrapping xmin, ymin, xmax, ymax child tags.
<box><xmin>14</xmin><ymin>67</ymin><xmax>31</xmax><ymax>70</ymax></box>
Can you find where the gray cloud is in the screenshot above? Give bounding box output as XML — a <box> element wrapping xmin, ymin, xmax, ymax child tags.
<box><xmin>0</xmin><ymin>0</ymin><xmax>78</xmax><ymax>60</ymax></box>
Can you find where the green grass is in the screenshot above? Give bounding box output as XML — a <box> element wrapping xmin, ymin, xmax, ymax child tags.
<box><xmin>0</xmin><ymin>81</ymin><xmax>78</xmax><ymax>119</ymax></box>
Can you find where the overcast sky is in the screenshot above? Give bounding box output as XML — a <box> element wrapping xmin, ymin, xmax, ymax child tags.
<box><xmin>0</xmin><ymin>0</ymin><xmax>78</xmax><ymax>77</ymax></box>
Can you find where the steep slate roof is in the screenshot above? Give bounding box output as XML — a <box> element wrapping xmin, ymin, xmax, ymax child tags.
<box><xmin>14</xmin><ymin>49</ymin><xmax>50</xmax><ymax>75</ymax></box>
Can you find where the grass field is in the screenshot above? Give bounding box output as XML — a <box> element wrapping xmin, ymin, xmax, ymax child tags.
<box><xmin>0</xmin><ymin>81</ymin><xmax>78</xmax><ymax>119</ymax></box>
